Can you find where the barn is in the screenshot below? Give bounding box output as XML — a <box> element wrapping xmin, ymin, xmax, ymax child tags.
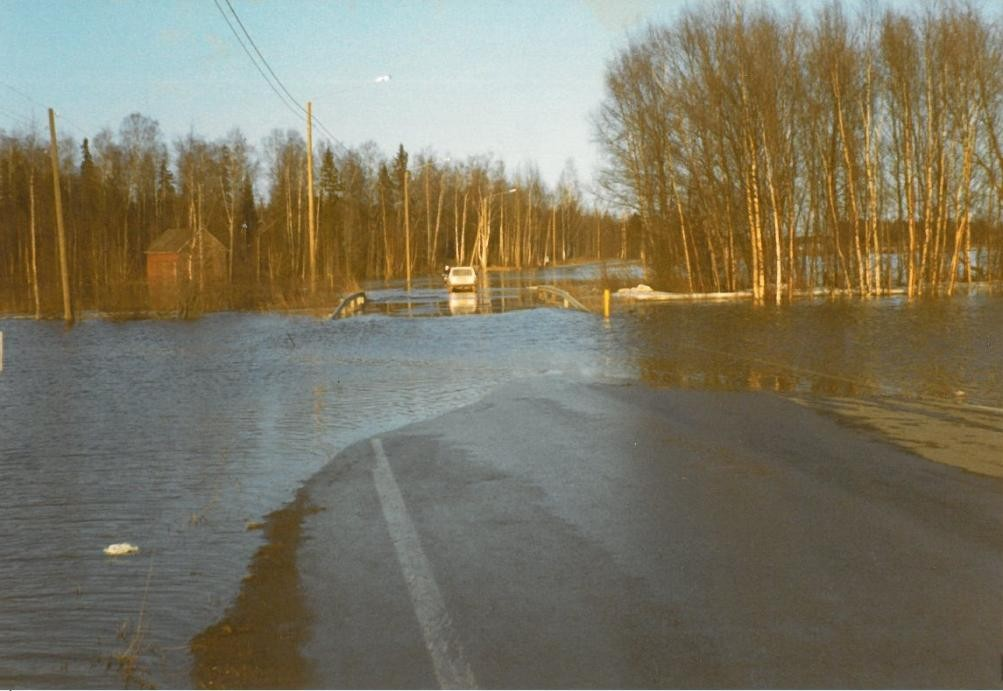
<box><xmin>146</xmin><ymin>228</ymin><xmax>228</xmax><ymax>307</ymax></box>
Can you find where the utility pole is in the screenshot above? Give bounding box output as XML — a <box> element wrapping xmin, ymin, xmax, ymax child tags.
<box><xmin>29</xmin><ymin>170</ymin><xmax>40</xmax><ymax>319</ymax></box>
<box><xmin>197</xmin><ymin>184</ymin><xmax>206</xmax><ymax>294</ymax></box>
<box><xmin>404</xmin><ymin>169</ymin><xmax>411</xmax><ymax>290</ymax></box>
<box><xmin>48</xmin><ymin>108</ymin><xmax>73</xmax><ymax>325</ymax></box>
<box><xmin>425</xmin><ymin>167</ymin><xmax>432</xmax><ymax>273</ymax></box>
<box><xmin>306</xmin><ymin>101</ymin><xmax>316</xmax><ymax>292</ymax></box>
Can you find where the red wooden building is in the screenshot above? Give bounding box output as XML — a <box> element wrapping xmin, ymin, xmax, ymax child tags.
<box><xmin>145</xmin><ymin>228</ymin><xmax>227</xmax><ymax>307</ymax></box>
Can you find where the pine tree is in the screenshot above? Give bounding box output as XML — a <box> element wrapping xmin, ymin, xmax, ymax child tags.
<box><xmin>392</xmin><ymin>144</ymin><xmax>409</xmax><ymax>197</ymax></box>
<box><xmin>240</xmin><ymin>179</ymin><xmax>257</xmax><ymax>234</ymax></box>
<box><xmin>319</xmin><ymin>147</ymin><xmax>340</xmax><ymax>201</ymax></box>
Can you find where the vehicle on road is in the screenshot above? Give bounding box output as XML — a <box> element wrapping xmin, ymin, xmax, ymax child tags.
<box><xmin>445</xmin><ymin>266</ymin><xmax>477</xmax><ymax>292</ymax></box>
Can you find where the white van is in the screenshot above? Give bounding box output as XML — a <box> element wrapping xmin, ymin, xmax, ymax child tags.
<box><xmin>445</xmin><ymin>266</ymin><xmax>477</xmax><ymax>292</ymax></box>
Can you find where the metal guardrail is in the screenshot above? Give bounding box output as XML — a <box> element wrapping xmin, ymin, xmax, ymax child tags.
<box><xmin>331</xmin><ymin>291</ymin><xmax>367</xmax><ymax>319</ymax></box>
<box><xmin>529</xmin><ymin>285</ymin><xmax>592</xmax><ymax>313</ymax></box>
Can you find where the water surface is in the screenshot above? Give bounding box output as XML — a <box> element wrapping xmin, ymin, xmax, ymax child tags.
<box><xmin>1</xmin><ymin>269</ymin><xmax>999</xmax><ymax>687</ymax></box>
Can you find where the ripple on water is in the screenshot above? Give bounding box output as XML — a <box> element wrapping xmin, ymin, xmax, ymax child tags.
<box><xmin>0</xmin><ymin>307</ymin><xmax>616</xmax><ymax>688</ymax></box>
<box><xmin>2</xmin><ymin>293</ymin><xmax>1000</xmax><ymax>687</ymax></box>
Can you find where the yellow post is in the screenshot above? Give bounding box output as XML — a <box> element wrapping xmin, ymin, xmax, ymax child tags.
<box><xmin>603</xmin><ymin>288</ymin><xmax>611</xmax><ymax>320</ymax></box>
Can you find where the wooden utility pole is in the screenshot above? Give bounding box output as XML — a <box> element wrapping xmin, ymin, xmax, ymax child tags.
<box><xmin>48</xmin><ymin>108</ymin><xmax>73</xmax><ymax>324</ymax></box>
<box><xmin>404</xmin><ymin>169</ymin><xmax>411</xmax><ymax>290</ymax></box>
<box><xmin>28</xmin><ymin>170</ymin><xmax>40</xmax><ymax>319</ymax></box>
<box><xmin>306</xmin><ymin>101</ymin><xmax>316</xmax><ymax>292</ymax></box>
<box><xmin>197</xmin><ymin>184</ymin><xmax>206</xmax><ymax>293</ymax></box>
<box><xmin>425</xmin><ymin>167</ymin><xmax>432</xmax><ymax>273</ymax></box>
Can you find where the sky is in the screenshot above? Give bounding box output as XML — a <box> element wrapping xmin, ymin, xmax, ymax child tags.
<box><xmin>0</xmin><ymin>0</ymin><xmax>687</xmax><ymax>190</ymax></box>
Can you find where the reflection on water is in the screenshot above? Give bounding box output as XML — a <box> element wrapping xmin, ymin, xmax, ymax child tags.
<box><xmin>358</xmin><ymin>260</ymin><xmax>642</xmax><ymax>318</ymax></box>
<box><xmin>0</xmin><ymin>262</ymin><xmax>999</xmax><ymax>688</ymax></box>
<box><xmin>448</xmin><ymin>292</ymin><xmax>479</xmax><ymax>316</ymax></box>
<box><xmin>360</xmin><ymin>278</ymin><xmax>534</xmax><ymax>317</ymax></box>
<box><xmin>617</xmin><ymin>294</ymin><xmax>1002</xmax><ymax>407</ymax></box>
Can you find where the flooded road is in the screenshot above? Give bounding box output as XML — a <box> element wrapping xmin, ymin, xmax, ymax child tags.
<box><xmin>297</xmin><ymin>378</ymin><xmax>1002</xmax><ymax>687</ymax></box>
<box><xmin>0</xmin><ymin>265</ymin><xmax>1000</xmax><ymax>687</ymax></box>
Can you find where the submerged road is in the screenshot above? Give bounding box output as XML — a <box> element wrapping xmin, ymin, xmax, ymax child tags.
<box><xmin>296</xmin><ymin>377</ymin><xmax>1003</xmax><ymax>688</ymax></box>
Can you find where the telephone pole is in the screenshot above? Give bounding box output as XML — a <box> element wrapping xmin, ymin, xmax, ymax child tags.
<box><xmin>404</xmin><ymin>169</ymin><xmax>411</xmax><ymax>290</ymax></box>
<box><xmin>48</xmin><ymin>108</ymin><xmax>73</xmax><ymax>325</ymax></box>
<box><xmin>29</xmin><ymin>171</ymin><xmax>40</xmax><ymax>319</ymax></box>
<box><xmin>306</xmin><ymin>101</ymin><xmax>316</xmax><ymax>293</ymax></box>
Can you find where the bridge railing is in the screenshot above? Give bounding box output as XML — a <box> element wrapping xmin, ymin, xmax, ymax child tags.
<box><xmin>528</xmin><ymin>285</ymin><xmax>592</xmax><ymax>314</ymax></box>
<box><xmin>331</xmin><ymin>291</ymin><xmax>367</xmax><ymax>319</ymax></box>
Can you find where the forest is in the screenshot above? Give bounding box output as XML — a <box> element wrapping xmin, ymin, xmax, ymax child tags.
<box><xmin>0</xmin><ymin>109</ymin><xmax>621</xmax><ymax>314</ymax></box>
<box><xmin>3</xmin><ymin>1</ymin><xmax>1003</xmax><ymax>316</ymax></box>
<box><xmin>0</xmin><ymin>116</ymin><xmax>620</xmax><ymax>316</ymax></box>
<box><xmin>595</xmin><ymin>1</ymin><xmax>1003</xmax><ymax>302</ymax></box>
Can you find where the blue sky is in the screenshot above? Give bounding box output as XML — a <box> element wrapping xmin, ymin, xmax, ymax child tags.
<box><xmin>1</xmin><ymin>0</ymin><xmax>911</xmax><ymax>190</ymax></box>
<box><xmin>1</xmin><ymin>0</ymin><xmax>688</xmax><ymax>188</ymax></box>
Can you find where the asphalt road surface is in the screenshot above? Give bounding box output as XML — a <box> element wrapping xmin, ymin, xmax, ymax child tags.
<box><xmin>296</xmin><ymin>377</ymin><xmax>1003</xmax><ymax>688</ymax></box>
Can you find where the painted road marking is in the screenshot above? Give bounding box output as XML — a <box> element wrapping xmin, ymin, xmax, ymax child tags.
<box><xmin>370</xmin><ymin>437</ymin><xmax>478</xmax><ymax>690</ymax></box>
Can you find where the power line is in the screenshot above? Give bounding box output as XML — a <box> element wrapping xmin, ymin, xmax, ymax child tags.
<box><xmin>1</xmin><ymin>82</ymin><xmax>43</xmax><ymax>108</ymax></box>
<box><xmin>216</xmin><ymin>0</ymin><xmax>339</xmax><ymax>143</ymax></box>
<box><xmin>0</xmin><ymin>106</ymin><xmax>35</xmax><ymax>130</ymax></box>
<box><xmin>211</xmin><ymin>0</ymin><xmax>304</xmax><ymax>125</ymax></box>
<box><xmin>0</xmin><ymin>82</ymin><xmax>89</xmax><ymax>138</ymax></box>
<box><xmin>223</xmin><ymin>0</ymin><xmax>339</xmax><ymax>142</ymax></box>
<box><xmin>52</xmin><ymin>112</ymin><xmax>89</xmax><ymax>139</ymax></box>
<box><xmin>223</xmin><ymin>0</ymin><xmax>304</xmax><ymax>117</ymax></box>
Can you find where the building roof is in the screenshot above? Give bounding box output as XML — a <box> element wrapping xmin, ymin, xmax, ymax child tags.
<box><xmin>146</xmin><ymin>228</ymin><xmax>227</xmax><ymax>254</ymax></box>
<box><xmin>147</xmin><ymin>227</ymin><xmax>193</xmax><ymax>253</ymax></box>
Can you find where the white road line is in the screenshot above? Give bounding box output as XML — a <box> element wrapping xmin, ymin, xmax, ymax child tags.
<box><xmin>370</xmin><ymin>437</ymin><xmax>478</xmax><ymax>690</ymax></box>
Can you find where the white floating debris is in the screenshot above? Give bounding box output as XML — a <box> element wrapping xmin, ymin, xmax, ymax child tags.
<box><xmin>615</xmin><ymin>284</ymin><xmax>755</xmax><ymax>301</ymax></box>
<box><xmin>103</xmin><ymin>543</ymin><xmax>139</xmax><ymax>557</ymax></box>
<box><xmin>616</xmin><ymin>284</ymin><xmax>663</xmax><ymax>300</ymax></box>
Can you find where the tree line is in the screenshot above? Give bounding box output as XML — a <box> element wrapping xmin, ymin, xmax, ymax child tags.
<box><xmin>9</xmin><ymin>0</ymin><xmax>1000</xmax><ymax>316</ymax></box>
<box><xmin>0</xmin><ymin>115</ymin><xmax>625</xmax><ymax>315</ymax></box>
<box><xmin>594</xmin><ymin>0</ymin><xmax>1003</xmax><ymax>301</ymax></box>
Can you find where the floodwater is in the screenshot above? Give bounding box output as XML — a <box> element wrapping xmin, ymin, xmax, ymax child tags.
<box><xmin>620</xmin><ymin>293</ymin><xmax>1003</xmax><ymax>406</ymax></box>
<box><xmin>0</xmin><ymin>264</ymin><xmax>1000</xmax><ymax>688</ymax></box>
